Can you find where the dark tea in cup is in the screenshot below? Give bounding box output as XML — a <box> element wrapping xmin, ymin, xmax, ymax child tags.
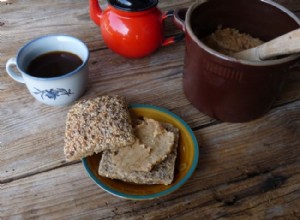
<box><xmin>26</xmin><ymin>51</ymin><xmax>83</xmax><ymax>78</ymax></box>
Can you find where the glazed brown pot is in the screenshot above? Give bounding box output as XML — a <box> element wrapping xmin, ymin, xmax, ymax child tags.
<box><xmin>175</xmin><ymin>0</ymin><xmax>300</xmax><ymax>122</ymax></box>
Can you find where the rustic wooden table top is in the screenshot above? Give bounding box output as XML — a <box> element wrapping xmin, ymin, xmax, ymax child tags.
<box><xmin>1</xmin><ymin>0</ymin><xmax>300</xmax><ymax>219</ymax></box>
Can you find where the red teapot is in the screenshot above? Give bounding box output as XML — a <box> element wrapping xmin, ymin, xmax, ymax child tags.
<box><xmin>89</xmin><ymin>0</ymin><xmax>184</xmax><ymax>58</ymax></box>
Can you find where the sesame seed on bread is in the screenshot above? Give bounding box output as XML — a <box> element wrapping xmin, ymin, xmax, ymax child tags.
<box><xmin>64</xmin><ymin>95</ymin><xmax>135</xmax><ymax>161</ymax></box>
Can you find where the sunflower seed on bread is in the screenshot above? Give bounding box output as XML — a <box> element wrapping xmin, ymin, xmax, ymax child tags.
<box><xmin>98</xmin><ymin>122</ymin><xmax>179</xmax><ymax>185</ymax></box>
<box><xmin>64</xmin><ymin>95</ymin><xmax>135</xmax><ymax>161</ymax></box>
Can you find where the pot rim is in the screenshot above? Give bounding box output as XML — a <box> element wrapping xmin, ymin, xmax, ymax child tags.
<box><xmin>185</xmin><ymin>0</ymin><xmax>300</xmax><ymax>66</ymax></box>
<box><xmin>107</xmin><ymin>0</ymin><xmax>158</xmax><ymax>12</ymax></box>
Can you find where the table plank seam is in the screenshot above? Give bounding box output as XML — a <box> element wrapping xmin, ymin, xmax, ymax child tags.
<box><xmin>89</xmin><ymin>47</ymin><xmax>108</xmax><ymax>53</ymax></box>
<box><xmin>192</xmin><ymin>99</ymin><xmax>299</xmax><ymax>132</ymax></box>
<box><xmin>273</xmin><ymin>98</ymin><xmax>300</xmax><ymax>108</ymax></box>
<box><xmin>213</xmin><ymin>188</ymin><xmax>300</xmax><ymax>220</ymax></box>
<box><xmin>192</xmin><ymin>119</ymin><xmax>221</xmax><ymax>131</ymax></box>
<box><xmin>1</xmin><ymin>160</ymin><xmax>80</xmax><ymax>185</ymax></box>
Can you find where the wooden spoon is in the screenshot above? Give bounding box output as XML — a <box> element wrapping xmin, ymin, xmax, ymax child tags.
<box><xmin>232</xmin><ymin>28</ymin><xmax>300</xmax><ymax>61</ymax></box>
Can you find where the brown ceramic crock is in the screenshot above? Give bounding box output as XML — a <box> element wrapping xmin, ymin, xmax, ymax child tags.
<box><xmin>175</xmin><ymin>0</ymin><xmax>300</xmax><ymax>122</ymax></box>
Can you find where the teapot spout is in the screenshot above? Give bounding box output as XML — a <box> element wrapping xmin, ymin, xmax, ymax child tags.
<box><xmin>89</xmin><ymin>0</ymin><xmax>102</xmax><ymax>26</ymax></box>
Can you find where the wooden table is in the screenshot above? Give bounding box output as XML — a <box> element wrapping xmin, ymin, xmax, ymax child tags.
<box><xmin>1</xmin><ymin>0</ymin><xmax>299</xmax><ymax>219</ymax></box>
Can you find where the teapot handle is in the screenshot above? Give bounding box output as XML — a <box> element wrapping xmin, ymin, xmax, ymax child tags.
<box><xmin>162</xmin><ymin>9</ymin><xmax>186</xmax><ymax>46</ymax></box>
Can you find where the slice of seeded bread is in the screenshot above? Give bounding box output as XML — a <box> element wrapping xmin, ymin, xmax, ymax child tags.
<box><xmin>98</xmin><ymin>122</ymin><xmax>179</xmax><ymax>185</ymax></box>
<box><xmin>64</xmin><ymin>95</ymin><xmax>135</xmax><ymax>161</ymax></box>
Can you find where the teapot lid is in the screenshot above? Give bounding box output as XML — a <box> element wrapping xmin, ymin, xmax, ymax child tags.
<box><xmin>108</xmin><ymin>0</ymin><xmax>158</xmax><ymax>12</ymax></box>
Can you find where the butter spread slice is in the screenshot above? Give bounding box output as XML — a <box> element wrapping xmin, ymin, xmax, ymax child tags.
<box><xmin>110</xmin><ymin>138</ymin><xmax>151</xmax><ymax>172</ymax></box>
<box><xmin>110</xmin><ymin>118</ymin><xmax>175</xmax><ymax>172</ymax></box>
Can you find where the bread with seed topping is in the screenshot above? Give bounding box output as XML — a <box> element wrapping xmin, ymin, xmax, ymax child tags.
<box><xmin>64</xmin><ymin>95</ymin><xmax>135</xmax><ymax>161</ymax></box>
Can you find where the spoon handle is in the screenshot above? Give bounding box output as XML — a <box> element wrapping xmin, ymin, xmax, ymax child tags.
<box><xmin>233</xmin><ymin>28</ymin><xmax>300</xmax><ymax>61</ymax></box>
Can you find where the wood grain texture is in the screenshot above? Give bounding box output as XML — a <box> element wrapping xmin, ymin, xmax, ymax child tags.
<box><xmin>1</xmin><ymin>0</ymin><xmax>300</xmax><ymax>219</ymax></box>
<box><xmin>1</xmin><ymin>101</ymin><xmax>299</xmax><ymax>219</ymax></box>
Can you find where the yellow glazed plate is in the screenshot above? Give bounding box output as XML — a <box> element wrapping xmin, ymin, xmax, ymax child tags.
<box><xmin>82</xmin><ymin>104</ymin><xmax>199</xmax><ymax>200</ymax></box>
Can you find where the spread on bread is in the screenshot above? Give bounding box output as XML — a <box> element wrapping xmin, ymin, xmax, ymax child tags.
<box><xmin>109</xmin><ymin>118</ymin><xmax>175</xmax><ymax>172</ymax></box>
<box><xmin>99</xmin><ymin>119</ymin><xmax>179</xmax><ymax>185</ymax></box>
<box><xmin>64</xmin><ymin>95</ymin><xmax>179</xmax><ymax>185</ymax></box>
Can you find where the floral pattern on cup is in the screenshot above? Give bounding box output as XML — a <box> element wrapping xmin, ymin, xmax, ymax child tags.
<box><xmin>33</xmin><ymin>88</ymin><xmax>74</xmax><ymax>100</ymax></box>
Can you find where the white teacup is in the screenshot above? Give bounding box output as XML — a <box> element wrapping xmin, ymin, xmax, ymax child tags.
<box><xmin>6</xmin><ymin>35</ymin><xmax>89</xmax><ymax>106</ymax></box>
